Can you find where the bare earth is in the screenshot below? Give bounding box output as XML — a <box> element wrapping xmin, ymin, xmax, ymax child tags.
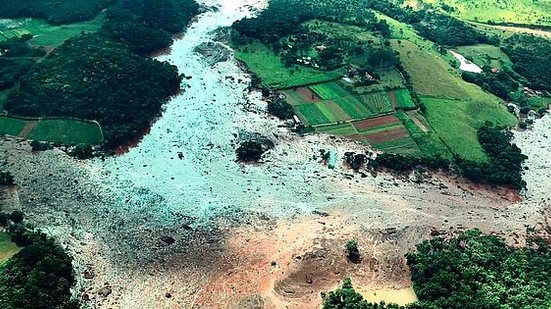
<box><xmin>0</xmin><ymin>1</ymin><xmax>550</xmax><ymax>308</ymax></box>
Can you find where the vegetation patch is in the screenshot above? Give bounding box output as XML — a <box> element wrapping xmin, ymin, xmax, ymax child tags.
<box><xmin>316</xmin><ymin>123</ymin><xmax>357</xmax><ymax>136</ymax></box>
<box><xmin>422</xmin><ymin>97</ymin><xmax>516</xmax><ymax>162</ymax></box>
<box><xmin>28</xmin><ymin>119</ymin><xmax>103</xmax><ymax>145</ymax></box>
<box><xmin>333</xmin><ymin>96</ymin><xmax>373</xmax><ymax>120</ymax></box>
<box><xmin>309</xmin><ymin>82</ymin><xmax>350</xmax><ymax>100</ymax></box>
<box><xmin>358</xmin><ymin>91</ymin><xmax>394</xmax><ymax>115</ymax></box>
<box><xmin>389</xmin><ymin>89</ymin><xmax>416</xmax><ymax>109</ymax></box>
<box><xmin>0</xmin><ymin>232</ymin><xmax>19</xmax><ymax>264</ymax></box>
<box><xmin>0</xmin><ymin>116</ymin><xmax>26</xmax><ymax>136</ymax></box>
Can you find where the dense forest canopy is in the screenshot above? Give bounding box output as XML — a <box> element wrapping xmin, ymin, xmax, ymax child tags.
<box><xmin>5</xmin><ymin>35</ymin><xmax>182</xmax><ymax>148</ymax></box>
<box><xmin>0</xmin><ymin>0</ymin><xmax>113</xmax><ymax>24</ymax></box>
<box><xmin>102</xmin><ymin>0</ymin><xmax>200</xmax><ymax>55</ymax></box>
<box><xmin>503</xmin><ymin>34</ymin><xmax>551</xmax><ymax>92</ymax></box>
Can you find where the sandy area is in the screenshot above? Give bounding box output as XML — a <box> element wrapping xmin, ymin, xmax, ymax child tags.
<box><xmin>0</xmin><ymin>0</ymin><xmax>549</xmax><ymax>308</ymax></box>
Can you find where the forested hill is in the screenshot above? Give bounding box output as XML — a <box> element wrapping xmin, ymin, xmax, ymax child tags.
<box><xmin>0</xmin><ymin>0</ymin><xmax>114</xmax><ymax>24</ymax></box>
<box><xmin>1</xmin><ymin>0</ymin><xmax>200</xmax><ymax>151</ymax></box>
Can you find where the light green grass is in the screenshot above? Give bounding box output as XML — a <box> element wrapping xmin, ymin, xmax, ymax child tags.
<box><xmin>334</xmin><ymin>96</ymin><xmax>373</xmax><ymax>119</ymax></box>
<box><xmin>316</xmin><ymin>123</ymin><xmax>357</xmax><ymax>136</ymax></box>
<box><xmin>0</xmin><ymin>232</ymin><xmax>20</xmax><ymax>264</ymax></box>
<box><xmin>395</xmin><ymin>111</ymin><xmax>452</xmax><ymax>158</ymax></box>
<box><xmin>359</xmin><ymin>91</ymin><xmax>394</xmax><ymax>115</ymax></box>
<box><xmin>0</xmin><ymin>14</ymin><xmax>104</xmax><ymax>47</ymax></box>
<box><xmin>28</xmin><ymin>119</ymin><xmax>103</xmax><ymax>145</ymax></box>
<box><xmin>375</xmin><ymin>136</ymin><xmax>421</xmax><ymax>155</ymax></box>
<box><xmin>392</xmin><ymin>89</ymin><xmax>416</xmax><ymax>109</ymax></box>
<box><xmin>455</xmin><ymin>44</ymin><xmax>513</xmax><ymax>70</ymax></box>
<box><xmin>234</xmin><ymin>42</ymin><xmax>342</xmax><ymax>89</ymax></box>
<box><xmin>0</xmin><ymin>116</ymin><xmax>26</xmax><ymax>136</ymax></box>
<box><xmin>423</xmin><ymin>0</ymin><xmax>551</xmax><ymax>26</ymax></box>
<box><xmin>422</xmin><ymin>97</ymin><xmax>517</xmax><ymax>161</ymax></box>
<box><xmin>294</xmin><ymin>104</ymin><xmax>330</xmax><ymax>126</ymax></box>
<box><xmin>309</xmin><ymin>82</ymin><xmax>350</xmax><ymax>100</ymax></box>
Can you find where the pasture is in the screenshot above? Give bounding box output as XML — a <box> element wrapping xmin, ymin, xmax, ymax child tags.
<box><xmin>422</xmin><ymin>97</ymin><xmax>517</xmax><ymax>162</ymax></box>
<box><xmin>422</xmin><ymin>0</ymin><xmax>551</xmax><ymax>26</ymax></box>
<box><xmin>234</xmin><ymin>42</ymin><xmax>342</xmax><ymax>89</ymax></box>
<box><xmin>0</xmin><ymin>116</ymin><xmax>104</xmax><ymax>145</ymax></box>
<box><xmin>0</xmin><ymin>14</ymin><xmax>104</xmax><ymax>47</ymax></box>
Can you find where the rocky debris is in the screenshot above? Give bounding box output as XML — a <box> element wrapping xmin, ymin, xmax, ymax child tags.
<box><xmin>83</xmin><ymin>269</ymin><xmax>95</xmax><ymax>279</ymax></box>
<box><xmin>98</xmin><ymin>285</ymin><xmax>112</xmax><ymax>298</ymax></box>
<box><xmin>194</xmin><ymin>41</ymin><xmax>232</xmax><ymax>66</ymax></box>
<box><xmin>165</xmin><ymin>292</ymin><xmax>172</xmax><ymax>298</ymax></box>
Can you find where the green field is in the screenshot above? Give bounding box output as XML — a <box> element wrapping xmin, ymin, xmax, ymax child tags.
<box><xmin>0</xmin><ymin>232</ymin><xmax>19</xmax><ymax>264</ymax></box>
<box><xmin>28</xmin><ymin>119</ymin><xmax>103</xmax><ymax>145</ymax></box>
<box><xmin>234</xmin><ymin>42</ymin><xmax>342</xmax><ymax>89</ymax></box>
<box><xmin>359</xmin><ymin>92</ymin><xmax>394</xmax><ymax>115</ymax></box>
<box><xmin>316</xmin><ymin>123</ymin><xmax>357</xmax><ymax>136</ymax></box>
<box><xmin>391</xmin><ymin>89</ymin><xmax>416</xmax><ymax>109</ymax></box>
<box><xmin>0</xmin><ymin>14</ymin><xmax>104</xmax><ymax>47</ymax></box>
<box><xmin>374</xmin><ymin>136</ymin><xmax>420</xmax><ymax>155</ymax></box>
<box><xmin>333</xmin><ymin>96</ymin><xmax>373</xmax><ymax>119</ymax></box>
<box><xmin>353</xmin><ymin>69</ymin><xmax>406</xmax><ymax>94</ymax></box>
<box><xmin>422</xmin><ymin>97</ymin><xmax>517</xmax><ymax>161</ymax></box>
<box><xmin>422</xmin><ymin>0</ymin><xmax>551</xmax><ymax>26</ymax></box>
<box><xmin>395</xmin><ymin>111</ymin><xmax>452</xmax><ymax>158</ymax></box>
<box><xmin>455</xmin><ymin>44</ymin><xmax>513</xmax><ymax>70</ymax></box>
<box><xmin>0</xmin><ymin>116</ymin><xmax>103</xmax><ymax>145</ymax></box>
<box><xmin>0</xmin><ymin>116</ymin><xmax>27</xmax><ymax>136</ymax></box>
<box><xmin>309</xmin><ymin>82</ymin><xmax>350</xmax><ymax>100</ymax></box>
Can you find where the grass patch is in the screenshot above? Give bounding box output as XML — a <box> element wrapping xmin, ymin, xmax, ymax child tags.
<box><xmin>353</xmin><ymin>69</ymin><xmax>406</xmax><ymax>94</ymax></box>
<box><xmin>422</xmin><ymin>0</ymin><xmax>551</xmax><ymax>26</ymax></box>
<box><xmin>0</xmin><ymin>116</ymin><xmax>26</xmax><ymax>136</ymax></box>
<box><xmin>309</xmin><ymin>82</ymin><xmax>350</xmax><ymax>100</ymax></box>
<box><xmin>234</xmin><ymin>41</ymin><xmax>342</xmax><ymax>89</ymax></box>
<box><xmin>422</xmin><ymin>97</ymin><xmax>517</xmax><ymax>162</ymax></box>
<box><xmin>28</xmin><ymin>119</ymin><xmax>103</xmax><ymax>145</ymax></box>
<box><xmin>294</xmin><ymin>104</ymin><xmax>330</xmax><ymax>126</ymax></box>
<box><xmin>455</xmin><ymin>44</ymin><xmax>513</xmax><ymax>70</ymax></box>
<box><xmin>375</xmin><ymin>136</ymin><xmax>420</xmax><ymax>155</ymax></box>
<box><xmin>0</xmin><ymin>14</ymin><xmax>104</xmax><ymax>47</ymax></box>
<box><xmin>0</xmin><ymin>232</ymin><xmax>20</xmax><ymax>264</ymax></box>
<box><xmin>334</xmin><ymin>96</ymin><xmax>373</xmax><ymax>119</ymax></box>
<box><xmin>316</xmin><ymin>123</ymin><xmax>357</xmax><ymax>136</ymax></box>
<box><xmin>396</xmin><ymin>111</ymin><xmax>452</xmax><ymax>159</ymax></box>
<box><xmin>392</xmin><ymin>89</ymin><xmax>416</xmax><ymax>109</ymax></box>
<box><xmin>359</xmin><ymin>91</ymin><xmax>394</xmax><ymax>115</ymax></box>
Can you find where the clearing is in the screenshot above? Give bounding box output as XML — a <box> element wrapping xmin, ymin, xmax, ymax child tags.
<box><xmin>0</xmin><ymin>232</ymin><xmax>19</xmax><ymax>264</ymax></box>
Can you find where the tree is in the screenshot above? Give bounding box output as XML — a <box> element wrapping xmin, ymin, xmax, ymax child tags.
<box><xmin>345</xmin><ymin>240</ymin><xmax>360</xmax><ymax>263</ymax></box>
<box><xmin>236</xmin><ymin>141</ymin><xmax>265</xmax><ymax>162</ymax></box>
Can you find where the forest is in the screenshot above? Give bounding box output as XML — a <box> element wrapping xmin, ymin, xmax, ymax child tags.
<box><xmin>5</xmin><ymin>35</ymin><xmax>182</xmax><ymax>149</ymax></box>
<box><xmin>503</xmin><ymin>35</ymin><xmax>551</xmax><ymax>92</ymax></box>
<box><xmin>0</xmin><ymin>0</ymin><xmax>113</xmax><ymax>24</ymax></box>
<box><xmin>323</xmin><ymin>230</ymin><xmax>551</xmax><ymax>309</ymax></box>
<box><xmin>101</xmin><ymin>0</ymin><xmax>199</xmax><ymax>55</ymax></box>
<box><xmin>0</xmin><ymin>37</ymin><xmax>46</xmax><ymax>91</ymax></box>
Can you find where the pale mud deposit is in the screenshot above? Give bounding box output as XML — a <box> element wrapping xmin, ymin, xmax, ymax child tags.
<box><xmin>0</xmin><ymin>0</ymin><xmax>549</xmax><ymax>308</ymax></box>
<box><xmin>450</xmin><ymin>50</ymin><xmax>482</xmax><ymax>73</ymax></box>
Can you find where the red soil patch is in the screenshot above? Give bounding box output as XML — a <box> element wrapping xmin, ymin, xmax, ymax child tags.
<box><xmin>353</xmin><ymin>115</ymin><xmax>400</xmax><ymax>131</ymax></box>
<box><xmin>387</xmin><ymin>91</ymin><xmax>398</xmax><ymax>109</ymax></box>
<box><xmin>296</xmin><ymin>87</ymin><xmax>321</xmax><ymax>103</ymax></box>
<box><xmin>365</xmin><ymin>127</ymin><xmax>409</xmax><ymax>144</ymax></box>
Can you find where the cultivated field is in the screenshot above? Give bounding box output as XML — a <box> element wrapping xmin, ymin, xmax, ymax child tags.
<box><xmin>388</xmin><ymin>89</ymin><xmax>416</xmax><ymax>109</ymax></box>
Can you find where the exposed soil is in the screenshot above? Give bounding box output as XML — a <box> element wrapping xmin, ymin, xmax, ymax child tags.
<box><xmin>353</xmin><ymin>115</ymin><xmax>400</xmax><ymax>131</ymax></box>
<box><xmin>296</xmin><ymin>87</ymin><xmax>321</xmax><ymax>103</ymax></box>
<box><xmin>18</xmin><ymin>120</ymin><xmax>37</xmax><ymax>138</ymax></box>
<box><xmin>407</xmin><ymin>111</ymin><xmax>429</xmax><ymax>132</ymax></box>
<box><xmin>365</xmin><ymin>127</ymin><xmax>409</xmax><ymax>144</ymax></box>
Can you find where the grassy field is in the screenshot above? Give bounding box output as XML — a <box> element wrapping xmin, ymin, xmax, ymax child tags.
<box><xmin>310</xmin><ymin>82</ymin><xmax>350</xmax><ymax>100</ymax></box>
<box><xmin>0</xmin><ymin>116</ymin><xmax>103</xmax><ymax>145</ymax></box>
<box><xmin>455</xmin><ymin>44</ymin><xmax>513</xmax><ymax>70</ymax></box>
<box><xmin>0</xmin><ymin>116</ymin><xmax>27</xmax><ymax>136</ymax></box>
<box><xmin>0</xmin><ymin>232</ymin><xmax>19</xmax><ymax>264</ymax></box>
<box><xmin>422</xmin><ymin>97</ymin><xmax>517</xmax><ymax>161</ymax></box>
<box><xmin>234</xmin><ymin>42</ymin><xmax>342</xmax><ymax>89</ymax></box>
<box><xmin>422</xmin><ymin>0</ymin><xmax>551</xmax><ymax>26</ymax></box>
<box><xmin>396</xmin><ymin>111</ymin><xmax>452</xmax><ymax>158</ymax></box>
<box><xmin>375</xmin><ymin>136</ymin><xmax>420</xmax><ymax>155</ymax></box>
<box><xmin>315</xmin><ymin>123</ymin><xmax>357</xmax><ymax>136</ymax></box>
<box><xmin>359</xmin><ymin>91</ymin><xmax>394</xmax><ymax>115</ymax></box>
<box><xmin>0</xmin><ymin>14</ymin><xmax>104</xmax><ymax>47</ymax></box>
<box><xmin>390</xmin><ymin>89</ymin><xmax>416</xmax><ymax>109</ymax></box>
<box><xmin>28</xmin><ymin>119</ymin><xmax>103</xmax><ymax>145</ymax></box>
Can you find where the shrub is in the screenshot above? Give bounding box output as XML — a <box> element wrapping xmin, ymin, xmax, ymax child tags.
<box><xmin>345</xmin><ymin>240</ymin><xmax>360</xmax><ymax>262</ymax></box>
<box><xmin>236</xmin><ymin>141</ymin><xmax>265</xmax><ymax>162</ymax></box>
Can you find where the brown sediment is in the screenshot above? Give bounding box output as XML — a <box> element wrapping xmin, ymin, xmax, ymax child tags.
<box><xmin>296</xmin><ymin>87</ymin><xmax>321</xmax><ymax>103</ymax></box>
<box><xmin>113</xmin><ymin>125</ymin><xmax>152</xmax><ymax>155</ymax></box>
<box><xmin>365</xmin><ymin>127</ymin><xmax>409</xmax><ymax>144</ymax></box>
<box><xmin>353</xmin><ymin>115</ymin><xmax>400</xmax><ymax>131</ymax></box>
